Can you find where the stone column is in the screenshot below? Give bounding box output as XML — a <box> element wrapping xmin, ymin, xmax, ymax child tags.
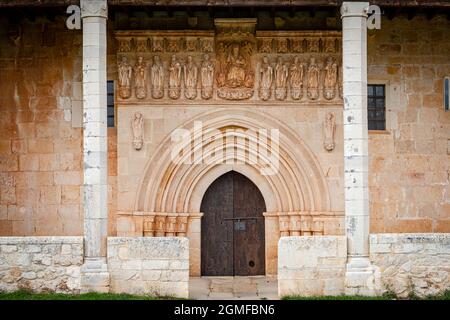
<box><xmin>80</xmin><ymin>0</ymin><xmax>110</xmax><ymax>293</ymax></box>
<box><xmin>341</xmin><ymin>2</ymin><xmax>377</xmax><ymax>295</ymax></box>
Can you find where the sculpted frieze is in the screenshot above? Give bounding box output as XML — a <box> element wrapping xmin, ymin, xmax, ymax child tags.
<box><xmin>114</xmin><ymin>28</ymin><xmax>342</xmax><ymax>103</ymax></box>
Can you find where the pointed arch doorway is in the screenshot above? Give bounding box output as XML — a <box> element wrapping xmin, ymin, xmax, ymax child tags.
<box><xmin>200</xmin><ymin>171</ymin><xmax>266</xmax><ymax>276</ymax></box>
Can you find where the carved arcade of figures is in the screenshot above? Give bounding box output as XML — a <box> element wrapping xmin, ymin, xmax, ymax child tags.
<box><xmin>118</xmin><ymin>56</ymin><xmax>133</xmax><ymax>99</ymax></box>
<box><xmin>200</xmin><ymin>54</ymin><xmax>214</xmax><ymax>99</ymax></box>
<box><xmin>324</xmin><ymin>56</ymin><xmax>338</xmax><ymax>100</ymax></box>
<box><xmin>134</xmin><ymin>56</ymin><xmax>147</xmax><ymax>99</ymax></box>
<box><xmin>274</xmin><ymin>56</ymin><xmax>289</xmax><ymax>101</ymax></box>
<box><xmin>307</xmin><ymin>57</ymin><xmax>320</xmax><ymax>100</ymax></box>
<box><xmin>168</xmin><ymin>55</ymin><xmax>182</xmax><ymax>99</ymax></box>
<box><xmin>131</xmin><ymin>112</ymin><xmax>144</xmax><ymax>150</ymax></box>
<box><xmin>259</xmin><ymin>55</ymin><xmax>273</xmax><ymax>101</ymax></box>
<box><xmin>151</xmin><ymin>55</ymin><xmax>164</xmax><ymax>99</ymax></box>
<box><xmin>323</xmin><ymin>112</ymin><xmax>336</xmax><ymax>152</ymax></box>
<box><xmin>184</xmin><ymin>55</ymin><xmax>198</xmax><ymax>100</ymax></box>
<box><xmin>289</xmin><ymin>56</ymin><xmax>305</xmax><ymax>100</ymax></box>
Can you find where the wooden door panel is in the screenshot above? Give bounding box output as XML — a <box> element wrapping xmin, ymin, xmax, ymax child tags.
<box><xmin>200</xmin><ymin>172</ymin><xmax>234</xmax><ymax>276</ymax></box>
<box><xmin>201</xmin><ymin>171</ymin><xmax>266</xmax><ymax>276</ymax></box>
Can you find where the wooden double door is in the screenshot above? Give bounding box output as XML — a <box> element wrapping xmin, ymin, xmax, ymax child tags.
<box><xmin>201</xmin><ymin>171</ymin><xmax>266</xmax><ymax>276</ymax></box>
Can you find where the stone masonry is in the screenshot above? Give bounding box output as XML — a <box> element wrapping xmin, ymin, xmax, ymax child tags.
<box><xmin>0</xmin><ymin>236</ymin><xmax>83</xmax><ymax>293</ymax></box>
<box><xmin>278</xmin><ymin>236</ymin><xmax>347</xmax><ymax>297</ymax></box>
<box><xmin>107</xmin><ymin>237</ymin><xmax>189</xmax><ymax>298</ymax></box>
<box><xmin>370</xmin><ymin>233</ymin><xmax>450</xmax><ymax>297</ymax></box>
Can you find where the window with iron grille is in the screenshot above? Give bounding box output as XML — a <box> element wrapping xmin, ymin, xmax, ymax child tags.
<box><xmin>107</xmin><ymin>80</ymin><xmax>115</xmax><ymax>128</ymax></box>
<box><xmin>368</xmin><ymin>84</ymin><xmax>386</xmax><ymax>130</ymax></box>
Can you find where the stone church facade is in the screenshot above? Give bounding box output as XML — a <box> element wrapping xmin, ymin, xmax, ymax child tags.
<box><xmin>0</xmin><ymin>1</ymin><xmax>449</xmax><ymax>298</ymax></box>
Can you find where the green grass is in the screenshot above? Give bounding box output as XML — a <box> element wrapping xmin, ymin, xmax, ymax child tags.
<box><xmin>282</xmin><ymin>290</ymin><xmax>450</xmax><ymax>300</ymax></box>
<box><xmin>0</xmin><ymin>290</ymin><xmax>183</xmax><ymax>300</ymax></box>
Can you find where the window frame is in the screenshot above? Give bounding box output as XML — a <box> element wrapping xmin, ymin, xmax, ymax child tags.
<box><xmin>367</xmin><ymin>79</ymin><xmax>391</xmax><ymax>135</ymax></box>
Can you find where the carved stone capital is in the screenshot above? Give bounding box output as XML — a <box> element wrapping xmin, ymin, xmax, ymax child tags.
<box><xmin>340</xmin><ymin>1</ymin><xmax>369</xmax><ymax>19</ymax></box>
<box><xmin>81</xmin><ymin>0</ymin><xmax>108</xmax><ymax>19</ymax></box>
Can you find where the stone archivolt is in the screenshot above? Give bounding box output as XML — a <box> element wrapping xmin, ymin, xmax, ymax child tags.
<box><xmin>114</xmin><ymin>28</ymin><xmax>342</xmax><ymax>103</ymax></box>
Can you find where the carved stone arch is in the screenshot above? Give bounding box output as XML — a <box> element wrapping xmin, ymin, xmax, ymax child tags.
<box><xmin>135</xmin><ymin>108</ymin><xmax>331</xmax><ymax>214</ymax></box>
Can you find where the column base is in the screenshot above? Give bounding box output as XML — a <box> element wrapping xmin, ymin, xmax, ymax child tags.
<box><xmin>345</xmin><ymin>256</ymin><xmax>380</xmax><ymax>296</ymax></box>
<box><xmin>80</xmin><ymin>257</ymin><xmax>110</xmax><ymax>293</ymax></box>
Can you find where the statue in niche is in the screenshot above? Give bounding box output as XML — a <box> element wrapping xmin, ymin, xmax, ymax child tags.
<box><xmin>324</xmin><ymin>56</ymin><xmax>338</xmax><ymax>100</ymax></box>
<box><xmin>131</xmin><ymin>112</ymin><xmax>144</xmax><ymax>151</ymax></box>
<box><xmin>259</xmin><ymin>55</ymin><xmax>273</xmax><ymax>101</ymax></box>
<box><xmin>289</xmin><ymin>56</ymin><xmax>305</xmax><ymax>100</ymax></box>
<box><xmin>323</xmin><ymin>112</ymin><xmax>336</xmax><ymax>152</ymax></box>
<box><xmin>307</xmin><ymin>57</ymin><xmax>320</xmax><ymax>100</ymax></box>
<box><xmin>274</xmin><ymin>56</ymin><xmax>288</xmax><ymax>101</ymax></box>
<box><xmin>216</xmin><ymin>41</ymin><xmax>254</xmax><ymax>100</ymax></box>
<box><xmin>184</xmin><ymin>55</ymin><xmax>198</xmax><ymax>100</ymax></box>
<box><xmin>324</xmin><ymin>38</ymin><xmax>336</xmax><ymax>53</ymax></box>
<box><xmin>118</xmin><ymin>56</ymin><xmax>132</xmax><ymax>99</ymax></box>
<box><xmin>168</xmin><ymin>55</ymin><xmax>182</xmax><ymax>99</ymax></box>
<box><xmin>200</xmin><ymin>54</ymin><xmax>214</xmax><ymax>100</ymax></box>
<box><xmin>150</xmin><ymin>55</ymin><xmax>164</xmax><ymax>99</ymax></box>
<box><xmin>134</xmin><ymin>56</ymin><xmax>147</xmax><ymax>99</ymax></box>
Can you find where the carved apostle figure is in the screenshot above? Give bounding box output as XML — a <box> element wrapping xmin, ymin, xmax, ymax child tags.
<box><xmin>324</xmin><ymin>56</ymin><xmax>338</xmax><ymax>100</ymax></box>
<box><xmin>118</xmin><ymin>56</ymin><xmax>132</xmax><ymax>99</ymax></box>
<box><xmin>131</xmin><ymin>112</ymin><xmax>144</xmax><ymax>150</ymax></box>
<box><xmin>289</xmin><ymin>57</ymin><xmax>305</xmax><ymax>100</ymax></box>
<box><xmin>134</xmin><ymin>56</ymin><xmax>147</xmax><ymax>99</ymax></box>
<box><xmin>307</xmin><ymin>57</ymin><xmax>320</xmax><ymax>100</ymax></box>
<box><xmin>259</xmin><ymin>56</ymin><xmax>273</xmax><ymax>101</ymax></box>
<box><xmin>168</xmin><ymin>55</ymin><xmax>182</xmax><ymax>99</ymax></box>
<box><xmin>274</xmin><ymin>56</ymin><xmax>288</xmax><ymax>101</ymax></box>
<box><xmin>150</xmin><ymin>55</ymin><xmax>164</xmax><ymax>99</ymax></box>
<box><xmin>184</xmin><ymin>55</ymin><xmax>198</xmax><ymax>100</ymax></box>
<box><xmin>323</xmin><ymin>112</ymin><xmax>336</xmax><ymax>152</ymax></box>
<box><xmin>200</xmin><ymin>54</ymin><xmax>214</xmax><ymax>100</ymax></box>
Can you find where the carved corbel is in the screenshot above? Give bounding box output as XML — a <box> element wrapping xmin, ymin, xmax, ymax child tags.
<box><xmin>278</xmin><ymin>215</ymin><xmax>290</xmax><ymax>237</ymax></box>
<box><xmin>154</xmin><ymin>214</ymin><xmax>166</xmax><ymax>237</ymax></box>
<box><xmin>165</xmin><ymin>214</ymin><xmax>178</xmax><ymax>236</ymax></box>
<box><xmin>143</xmin><ymin>216</ymin><xmax>155</xmax><ymax>237</ymax></box>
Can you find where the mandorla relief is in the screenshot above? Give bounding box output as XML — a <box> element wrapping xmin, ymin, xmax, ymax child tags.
<box><xmin>115</xmin><ymin>30</ymin><xmax>342</xmax><ymax>103</ymax></box>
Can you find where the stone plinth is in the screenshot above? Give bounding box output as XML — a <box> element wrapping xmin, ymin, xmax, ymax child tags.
<box><xmin>278</xmin><ymin>236</ymin><xmax>347</xmax><ymax>297</ymax></box>
<box><xmin>107</xmin><ymin>237</ymin><xmax>189</xmax><ymax>298</ymax></box>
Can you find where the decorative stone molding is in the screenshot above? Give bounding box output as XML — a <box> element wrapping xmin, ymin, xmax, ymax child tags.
<box><xmin>138</xmin><ymin>212</ymin><xmax>192</xmax><ymax>237</ymax></box>
<box><xmin>265</xmin><ymin>211</ymin><xmax>344</xmax><ymax>237</ymax></box>
<box><xmin>80</xmin><ymin>0</ymin><xmax>107</xmax><ymax>19</ymax></box>
<box><xmin>114</xmin><ymin>27</ymin><xmax>342</xmax><ymax>104</ymax></box>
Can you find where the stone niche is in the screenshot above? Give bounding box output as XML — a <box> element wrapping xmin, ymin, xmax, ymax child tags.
<box><xmin>114</xmin><ymin>19</ymin><xmax>343</xmax><ymax>105</ymax></box>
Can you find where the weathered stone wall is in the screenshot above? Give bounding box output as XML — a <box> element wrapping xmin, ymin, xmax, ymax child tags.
<box><xmin>0</xmin><ymin>236</ymin><xmax>83</xmax><ymax>293</ymax></box>
<box><xmin>368</xmin><ymin>16</ymin><xmax>450</xmax><ymax>233</ymax></box>
<box><xmin>278</xmin><ymin>236</ymin><xmax>346</xmax><ymax>297</ymax></box>
<box><xmin>0</xmin><ymin>17</ymin><xmax>118</xmax><ymax>236</ymax></box>
<box><xmin>107</xmin><ymin>237</ymin><xmax>189</xmax><ymax>298</ymax></box>
<box><xmin>370</xmin><ymin>233</ymin><xmax>450</xmax><ymax>297</ymax></box>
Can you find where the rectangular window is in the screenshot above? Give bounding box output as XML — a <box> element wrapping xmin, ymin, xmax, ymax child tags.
<box><xmin>445</xmin><ymin>77</ymin><xmax>449</xmax><ymax>111</ymax></box>
<box><xmin>107</xmin><ymin>80</ymin><xmax>115</xmax><ymax>127</ymax></box>
<box><xmin>368</xmin><ymin>84</ymin><xmax>386</xmax><ymax>131</ymax></box>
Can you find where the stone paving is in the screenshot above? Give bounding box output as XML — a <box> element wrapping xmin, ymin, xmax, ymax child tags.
<box><xmin>189</xmin><ymin>276</ymin><xmax>279</xmax><ymax>300</ymax></box>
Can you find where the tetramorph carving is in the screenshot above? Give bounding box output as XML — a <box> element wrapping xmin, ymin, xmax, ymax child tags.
<box><xmin>274</xmin><ymin>56</ymin><xmax>288</xmax><ymax>101</ymax></box>
<box><xmin>323</xmin><ymin>112</ymin><xmax>336</xmax><ymax>152</ymax></box>
<box><xmin>307</xmin><ymin>57</ymin><xmax>320</xmax><ymax>100</ymax></box>
<box><xmin>289</xmin><ymin>56</ymin><xmax>305</xmax><ymax>100</ymax></box>
<box><xmin>151</xmin><ymin>55</ymin><xmax>164</xmax><ymax>99</ymax></box>
<box><xmin>168</xmin><ymin>55</ymin><xmax>182</xmax><ymax>99</ymax></box>
<box><xmin>118</xmin><ymin>56</ymin><xmax>132</xmax><ymax>99</ymax></box>
<box><xmin>324</xmin><ymin>56</ymin><xmax>338</xmax><ymax>100</ymax></box>
<box><xmin>184</xmin><ymin>55</ymin><xmax>198</xmax><ymax>100</ymax></box>
<box><xmin>259</xmin><ymin>55</ymin><xmax>273</xmax><ymax>101</ymax></box>
<box><xmin>131</xmin><ymin>112</ymin><xmax>144</xmax><ymax>150</ymax></box>
<box><xmin>134</xmin><ymin>56</ymin><xmax>147</xmax><ymax>99</ymax></box>
<box><xmin>200</xmin><ymin>54</ymin><xmax>214</xmax><ymax>99</ymax></box>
